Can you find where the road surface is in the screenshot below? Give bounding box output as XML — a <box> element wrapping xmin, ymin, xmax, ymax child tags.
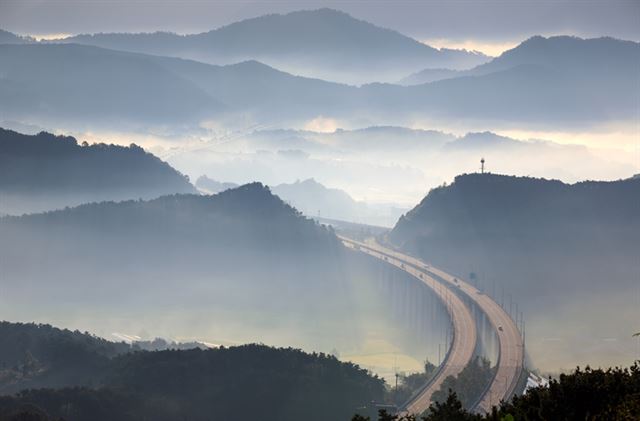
<box><xmin>340</xmin><ymin>235</ymin><xmax>524</xmax><ymax>414</ymax></box>
<box><xmin>341</xmin><ymin>236</ymin><xmax>477</xmax><ymax>415</ymax></box>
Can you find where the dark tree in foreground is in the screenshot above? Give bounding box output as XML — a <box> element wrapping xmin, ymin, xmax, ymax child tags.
<box><xmin>490</xmin><ymin>364</ymin><xmax>640</xmax><ymax>420</ymax></box>
<box><xmin>430</xmin><ymin>356</ymin><xmax>493</xmax><ymax>409</ymax></box>
<box><xmin>354</xmin><ymin>363</ymin><xmax>640</xmax><ymax>420</ymax></box>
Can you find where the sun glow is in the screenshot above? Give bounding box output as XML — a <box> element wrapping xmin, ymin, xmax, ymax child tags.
<box><xmin>421</xmin><ymin>38</ymin><xmax>521</xmax><ymax>57</ymax></box>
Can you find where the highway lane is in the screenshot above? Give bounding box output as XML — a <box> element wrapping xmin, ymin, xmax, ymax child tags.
<box><xmin>340</xmin><ymin>236</ymin><xmax>524</xmax><ymax>414</ymax></box>
<box><xmin>341</xmin><ymin>237</ymin><xmax>477</xmax><ymax>415</ymax></box>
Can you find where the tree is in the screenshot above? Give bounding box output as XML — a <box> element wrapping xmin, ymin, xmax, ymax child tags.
<box><xmin>422</xmin><ymin>391</ymin><xmax>480</xmax><ymax>421</ymax></box>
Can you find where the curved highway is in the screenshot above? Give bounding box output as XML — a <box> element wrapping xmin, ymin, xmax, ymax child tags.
<box><xmin>341</xmin><ymin>236</ymin><xmax>477</xmax><ymax>415</ymax></box>
<box><xmin>340</xmin><ymin>235</ymin><xmax>524</xmax><ymax>414</ymax></box>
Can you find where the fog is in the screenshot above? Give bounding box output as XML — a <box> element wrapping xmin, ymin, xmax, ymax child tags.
<box><xmin>0</xmin><ymin>191</ymin><xmax>451</xmax><ymax>381</ymax></box>
<box><xmin>95</xmin><ymin>126</ymin><xmax>639</xmax><ymax>206</ymax></box>
<box><xmin>1</xmin><ymin>5</ymin><xmax>639</xmax><ymax>407</ymax></box>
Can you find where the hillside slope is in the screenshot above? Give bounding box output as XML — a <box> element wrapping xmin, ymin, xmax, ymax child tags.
<box><xmin>0</xmin><ymin>184</ymin><xmax>368</xmax><ymax>350</ymax></box>
<box><xmin>389</xmin><ymin>173</ymin><xmax>640</xmax><ymax>369</ymax></box>
<box><xmin>0</xmin><ymin>322</ymin><xmax>385</xmax><ymax>421</ymax></box>
<box><xmin>0</xmin><ymin>128</ymin><xmax>195</xmax><ymax>214</ymax></box>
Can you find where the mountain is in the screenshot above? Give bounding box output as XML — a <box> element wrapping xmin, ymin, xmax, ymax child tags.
<box><xmin>389</xmin><ymin>173</ymin><xmax>640</xmax><ymax>369</ymax></box>
<box><xmin>271</xmin><ymin>178</ymin><xmax>360</xmax><ymax>220</ymax></box>
<box><xmin>2</xmin><ymin>36</ymin><xmax>637</xmax><ymax>131</ymax></box>
<box><xmin>61</xmin><ymin>9</ymin><xmax>489</xmax><ymax>84</ymax></box>
<box><xmin>0</xmin><ymin>44</ymin><xmax>223</xmax><ymax>128</ymax></box>
<box><xmin>0</xmin><ymin>322</ymin><xmax>131</xmax><ymax>394</ymax></box>
<box><xmin>397</xmin><ymin>68</ymin><xmax>460</xmax><ymax>85</ymax></box>
<box><xmin>394</xmin><ymin>36</ymin><xmax>639</xmax><ymax>126</ymax></box>
<box><xmin>466</xmin><ymin>35</ymin><xmax>639</xmax><ymax>77</ymax></box>
<box><xmin>271</xmin><ymin>178</ymin><xmax>407</xmax><ymax>227</ymax></box>
<box><xmin>194</xmin><ymin>175</ymin><xmax>239</xmax><ymax>194</ymax></box>
<box><xmin>0</xmin><ymin>184</ymin><xmax>371</xmax><ymax>350</ymax></box>
<box><xmin>0</xmin><ymin>43</ymin><xmax>355</xmax><ymax>129</ymax></box>
<box><xmin>0</xmin><ymin>183</ymin><xmax>339</xmax><ymax>261</ymax></box>
<box><xmin>457</xmin><ymin>36</ymin><xmax>640</xmax><ymax>117</ymax></box>
<box><xmin>391</xmin><ymin>174</ymin><xmax>639</xmax><ymax>253</ymax></box>
<box><xmin>443</xmin><ymin>131</ymin><xmax>524</xmax><ymax>150</ymax></box>
<box><xmin>0</xmin><ymin>29</ymin><xmax>31</xmax><ymax>44</ymax></box>
<box><xmin>0</xmin><ymin>322</ymin><xmax>385</xmax><ymax>421</ymax></box>
<box><xmin>0</xmin><ymin>128</ymin><xmax>195</xmax><ymax>214</ymax></box>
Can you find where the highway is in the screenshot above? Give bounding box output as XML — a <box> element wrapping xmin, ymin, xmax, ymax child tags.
<box><xmin>340</xmin><ymin>235</ymin><xmax>524</xmax><ymax>414</ymax></box>
<box><xmin>341</xmin><ymin>236</ymin><xmax>477</xmax><ymax>415</ymax></box>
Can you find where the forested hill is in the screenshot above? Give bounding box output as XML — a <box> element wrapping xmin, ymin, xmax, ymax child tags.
<box><xmin>0</xmin><ymin>322</ymin><xmax>131</xmax><ymax>394</ymax></box>
<box><xmin>0</xmin><ymin>322</ymin><xmax>385</xmax><ymax>421</ymax></box>
<box><xmin>0</xmin><ymin>128</ymin><xmax>195</xmax><ymax>214</ymax></box>
<box><xmin>391</xmin><ymin>173</ymin><xmax>639</xmax><ymax>249</ymax></box>
<box><xmin>389</xmin><ymin>173</ymin><xmax>640</xmax><ymax>368</ymax></box>
<box><xmin>0</xmin><ymin>183</ymin><xmax>338</xmax><ymax>256</ymax></box>
<box><xmin>0</xmin><ymin>184</ymin><xmax>350</xmax><ymax>345</ymax></box>
<box><xmin>389</xmin><ymin>173</ymin><xmax>639</xmax><ymax>286</ymax></box>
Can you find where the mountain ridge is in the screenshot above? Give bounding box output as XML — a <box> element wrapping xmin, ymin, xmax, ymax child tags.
<box><xmin>56</xmin><ymin>8</ymin><xmax>489</xmax><ymax>84</ymax></box>
<box><xmin>0</xmin><ymin>128</ymin><xmax>196</xmax><ymax>215</ymax></box>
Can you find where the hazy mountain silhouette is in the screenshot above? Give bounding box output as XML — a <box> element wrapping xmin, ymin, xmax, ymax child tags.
<box><xmin>1</xmin><ymin>183</ymin><xmax>338</xmax><ymax>257</ymax></box>
<box><xmin>272</xmin><ymin>178</ymin><xmax>360</xmax><ymax>220</ymax></box>
<box><xmin>0</xmin><ymin>322</ymin><xmax>384</xmax><ymax>421</ymax></box>
<box><xmin>2</xmin><ymin>36</ymin><xmax>637</xmax><ymax>130</ymax></box>
<box><xmin>0</xmin><ymin>43</ymin><xmax>356</xmax><ymax>128</ymax></box>
<box><xmin>0</xmin><ymin>184</ymin><xmax>361</xmax><ymax>348</ymax></box>
<box><xmin>395</xmin><ymin>36</ymin><xmax>639</xmax><ymax>126</ymax></box>
<box><xmin>0</xmin><ymin>44</ymin><xmax>222</xmax><ymax>128</ymax></box>
<box><xmin>397</xmin><ymin>68</ymin><xmax>460</xmax><ymax>85</ymax></box>
<box><xmin>467</xmin><ymin>35</ymin><xmax>639</xmax><ymax>77</ymax></box>
<box><xmin>194</xmin><ymin>175</ymin><xmax>239</xmax><ymax>194</ymax></box>
<box><xmin>61</xmin><ymin>9</ymin><xmax>489</xmax><ymax>84</ymax></box>
<box><xmin>271</xmin><ymin>178</ymin><xmax>407</xmax><ymax>226</ymax></box>
<box><xmin>0</xmin><ymin>29</ymin><xmax>32</xmax><ymax>44</ymax></box>
<box><xmin>0</xmin><ymin>128</ymin><xmax>195</xmax><ymax>214</ymax></box>
<box><xmin>456</xmin><ymin>36</ymin><xmax>640</xmax><ymax>118</ymax></box>
<box><xmin>389</xmin><ymin>173</ymin><xmax>640</xmax><ymax>368</ymax></box>
<box><xmin>0</xmin><ymin>182</ymin><xmax>433</xmax><ymax>364</ymax></box>
<box><xmin>443</xmin><ymin>131</ymin><xmax>524</xmax><ymax>150</ymax></box>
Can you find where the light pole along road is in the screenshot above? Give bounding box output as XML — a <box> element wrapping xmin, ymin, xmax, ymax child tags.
<box><xmin>339</xmin><ymin>235</ymin><xmax>525</xmax><ymax>414</ymax></box>
<box><xmin>341</xmin><ymin>236</ymin><xmax>477</xmax><ymax>415</ymax></box>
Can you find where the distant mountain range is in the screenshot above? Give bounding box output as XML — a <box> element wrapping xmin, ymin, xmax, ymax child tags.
<box><xmin>397</xmin><ymin>68</ymin><xmax>460</xmax><ymax>85</ymax></box>
<box><xmin>0</xmin><ymin>128</ymin><xmax>195</xmax><ymax>214</ymax></box>
<box><xmin>271</xmin><ymin>178</ymin><xmax>407</xmax><ymax>227</ymax></box>
<box><xmin>55</xmin><ymin>9</ymin><xmax>489</xmax><ymax>84</ymax></box>
<box><xmin>1</xmin><ymin>35</ymin><xmax>637</xmax><ymax>130</ymax></box>
<box><xmin>193</xmin><ymin>176</ymin><xmax>406</xmax><ymax>227</ymax></box>
<box><xmin>0</xmin><ymin>29</ymin><xmax>31</xmax><ymax>44</ymax></box>
<box><xmin>0</xmin><ymin>43</ymin><xmax>356</xmax><ymax>128</ymax></box>
<box><xmin>194</xmin><ymin>175</ymin><xmax>239</xmax><ymax>194</ymax></box>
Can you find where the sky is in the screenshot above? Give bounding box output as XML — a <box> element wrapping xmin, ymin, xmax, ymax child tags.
<box><xmin>1</xmin><ymin>0</ymin><xmax>639</xmax><ymax>55</ymax></box>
